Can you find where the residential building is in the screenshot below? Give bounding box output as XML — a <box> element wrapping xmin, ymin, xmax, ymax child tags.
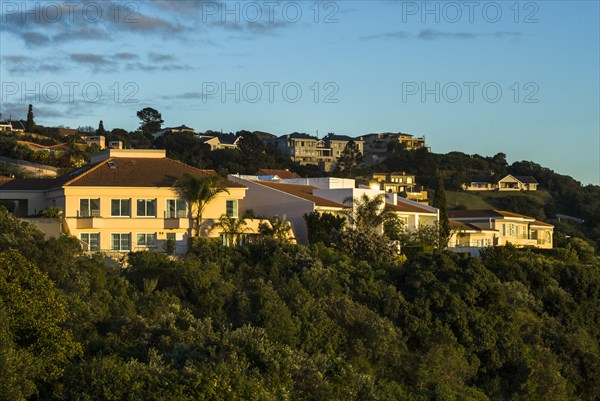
<box><xmin>359</xmin><ymin>132</ymin><xmax>428</xmax><ymax>164</ymax></box>
<box><xmin>463</xmin><ymin>174</ymin><xmax>538</xmax><ymax>191</ymax></box>
<box><xmin>198</xmin><ymin>135</ymin><xmax>240</xmax><ymax>150</ymax></box>
<box><xmin>152</xmin><ymin>124</ymin><xmax>195</xmax><ymax>139</ymax></box>
<box><xmin>108</xmin><ymin>141</ymin><xmax>123</xmax><ymax>149</ymax></box>
<box><xmin>264</xmin><ymin>133</ymin><xmax>364</xmax><ymax>172</ymax></box>
<box><xmin>448</xmin><ymin>209</ymin><xmax>553</xmax><ymax>250</ymax></box>
<box><xmin>228</xmin><ymin>175</ymin><xmax>438</xmax><ymax>244</ymax></box>
<box><xmin>369</xmin><ymin>172</ymin><xmax>428</xmax><ymax>203</ymax></box>
<box><xmin>256</xmin><ymin>169</ymin><xmax>302</xmax><ymax>180</ymax></box>
<box><xmin>84</xmin><ymin>135</ymin><xmax>106</xmax><ymax>149</ymax></box>
<box><xmin>497</xmin><ymin>175</ymin><xmax>538</xmax><ymax>191</ymax></box>
<box><xmin>0</xmin><ymin>149</ymin><xmax>256</xmax><ymax>254</ymax></box>
<box><xmin>0</xmin><ymin>121</ymin><xmax>12</xmax><ymax>132</ymax></box>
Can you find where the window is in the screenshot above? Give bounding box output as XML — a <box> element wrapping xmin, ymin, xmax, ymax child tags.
<box><xmin>166</xmin><ymin>199</ymin><xmax>186</xmax><ymax>218</ymax></box>
<box><xmin>111</xmin><ymin>233</ymin><xmax>131</xmax><ymax>251</ymax></box>
<box><xmin>226</xmin><ymin>200</ymin><xmax>238</xmax><ymax>218</ymax></box>
<box><xmin>137</xmin><ymin>199</ymin><xmax>156</xmax><ymax>217</ymax></box>
<box><xmin>166</xmin><ymin>233</ymin><xmax>176</xmax><ymax>242</ymax></box>
<box><xmin>80</xmin><ymin>233</ymin><xmax>100</xmax><ymax>251</ymax></box>
<box><xmin>407</xmin><ymin>178</ymin><xmax>413</xmax><ymax>184</ymax></box>
<box><xmin>79</xmin><ymin>198</ymin><xmax>100</xmax><ymax>217</ymax></box>
<box><xmin>137</xmin><ymin>233</ymin><xmax>157</xmax><ymax>248</ymax></box>
<box><xmin>111</xmin><ymin>199</ymin><xmax>131</xmax><ymax>217</ymax></box>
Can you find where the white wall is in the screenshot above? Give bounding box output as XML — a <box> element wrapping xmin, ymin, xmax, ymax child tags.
<box><xmin>228</xmin><ymin>176</ymin><xmax>316</xmax><ymax>244</ymax></box>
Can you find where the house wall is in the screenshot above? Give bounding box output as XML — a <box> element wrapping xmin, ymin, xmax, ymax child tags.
<box><xmin>61</xmin><ymin>185</ymin><xmax>246</xmax><ymax>254</ymax></box>
<box><xmin>229</xmin><ymin>177</ymin><xmax>315</xmax><ymax>244</ymax></box>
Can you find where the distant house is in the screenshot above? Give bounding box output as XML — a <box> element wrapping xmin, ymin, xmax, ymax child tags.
<box><xmin>0</xmin><ymin>120</ymin><xmax>26</xmax><ymax>133</ymax></box>
<box><xmin>463</xmin><ymin>176</ymin><xmax>496</xmax><ymax>191</ymax></box>
<box><xmin>359</xmin><ymin>132</ymin><xmax>428</xmax><ymax>164</ymax></box>
<box><xmin>448</xmin><ymin>209</ymin><xmax>553</xmax><ymax>250</ymax></box>
<box><xmin>84</xmin><ymin>135</ymin><xmax>106</xmax><ymax>149</ymax></box>
<box><xmin>463</xmin><ymin>174</ymin><xmax>538</xmax><ymax>191</ymax></box>
<box><xmin>369</xmin><ymin>172</ymin><xmax>428</xmax><ymax>203</ymax></box>
<box><xmin>497</xmin><ymin>175</ymin><xmax>538</xmax><ymax>191</ymax></box>
<box><xmin>264</xmin><ymin>133</ymin><xmax>363</xmax><ymax>172</ymax></box>
<box><xmin>108</xmin><ymin>141</ymin><xmax>123</xmax><ymax>149</ymax></box>
<box><xmin>152</xmin><ymin>125</ymin><xmax>195</xmax><ymax>139</ymax></box>
<box><xmin>198</xmin><ymin>135</ymin><xmax>240</xmax><ymax>150</ymax></box>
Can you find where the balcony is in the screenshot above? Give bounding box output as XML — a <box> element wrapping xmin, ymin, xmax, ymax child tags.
<box><xmin>76</xmin><ymin>209</ymin><xmax>103</xmax><ymax>229</ymax></box>
<box><xmin>164</xmin><ymin>210</ymin><xmax>190</xmax><ymax>229</ymax></box>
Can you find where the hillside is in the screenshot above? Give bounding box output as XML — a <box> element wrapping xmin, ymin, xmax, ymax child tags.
<box><xmin>1</xmin><ymin>207</ymin><xmax>600</xmax><ymax>400</ymax></box>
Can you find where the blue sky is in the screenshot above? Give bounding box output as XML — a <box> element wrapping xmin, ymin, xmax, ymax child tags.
<box><xmin>1</xmin><ymin>0</ymin><xmax>598</xmax><ymax>184</ymax></box>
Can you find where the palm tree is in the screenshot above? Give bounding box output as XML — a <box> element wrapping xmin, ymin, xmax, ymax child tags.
<box><xmin>173</xmin><ymin>174</ymin><xmax>229</xmax><ymax>237</ymax></box>
<box><xmin>211</xmin><ymin>214</ymin><xmax>250</xmax><ymax>247</ymax></box>
<box><xmin>343</xmin><ymin>193</ymin><xmax>397</xmax><ymax>233</ymax></box>
<box><xmin>259</xmin><ymin>215</ymin><xmax>293</xmax><ymax>243</ymax></box>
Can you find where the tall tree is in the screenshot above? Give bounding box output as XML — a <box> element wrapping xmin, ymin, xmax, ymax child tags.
<box><xmin>336</xmin><ymin>140</ymin><xmax>362</xmax><ymax>177</ymax></box>
<box><xmin>432</xmin><ymin>172</ymin><xmax>450</xmax><ymax>248</ymax></box>
<box><xmin>343</xmin><ymin>193</ymin><xmax>397</xmax><ymax>233</ymax></box>
<box><xmin>173</xmin><ymin>174</ymin><xmax>229</xmax><ymax>237</ymax></box>
<box><xmin>136</xmin><ymin>107</ymin><xmax>163</xmax><ymax>138</ymax></box>
<box><xmin>25</xmin><ymin>104</ymin><xmax>35</xmax><ymax>132</ymax></box>
<box><xmin>96</xmin><ymin>120</ymin><xmax>106</xmax><ymax>136</ymax></box>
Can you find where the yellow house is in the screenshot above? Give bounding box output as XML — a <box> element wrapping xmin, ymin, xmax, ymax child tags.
<box><xmin>448</xmin><ymin>209</ymin><xmax>553</xmax><ymax>249</ymax></box>
<box><xmin>0</xmin><ymin>149</ymin><xmax>253</xmax><ymax>254</ymax></box>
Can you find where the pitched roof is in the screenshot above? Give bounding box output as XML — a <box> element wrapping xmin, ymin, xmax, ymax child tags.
<box><xmin>0</xmin><ymin>157</ymin><xmax>245</xmax><ymax>190</ymax></box>
<box><xmin>325</xmin><ymin>134</ymin><xmax>359</xmax><ymax>142</ymax></box>
<box><xmin>530</xmin><ymin>220</ymin><xmax>554</xmax><ymax>227</ymax></box>
<box><xmin>63</xmin><ymin>157</ymin><xmax>246</xmax><ymax>188</ymax></box>
<box><xmin>258</xmin><ymin>169</ymin><xmax>302</xmax><ymax>179</ymax></box>
<box><xmin>0</xmin><ymin>178</ymin><xmax>57</xmax><ymax>191</ymax></box>
<box><xmin>450</xmin><ymin>220</ymin><xmax>498</xmax><ymax>232</ymax></box>
<box><xmin>514</xmin><ymin>175</ymin><xmax>538</xmax><ymax>184</ymax></box>
<box><xmin>285</xmin><ymin>132</ymin><xmax>317</xmax><ymax>140</ymax></box>
<box><xmin>385</xmin><ymin>202</ymin><xmax>436</xmax><ymax>214</ymax></box>
<box><xmin>251</xmin><ymin>181</ymin><xmax>343</xmax><ymax>208</ymax></box>
<box><xmin>448</xmin><ymin>209</ymin><xmax>534</xmax><ymax>220</ymax></box>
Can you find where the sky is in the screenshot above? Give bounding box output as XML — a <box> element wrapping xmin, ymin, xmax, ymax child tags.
<box><xmin>0</xmin><ymin>0</ymin><xmax>599</xmax><ymax>185</ymax></box>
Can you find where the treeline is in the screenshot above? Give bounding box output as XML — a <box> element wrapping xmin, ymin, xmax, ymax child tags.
<box><xmin>1</xmin><ymin>208</ymin><xmax>600</xmax><ymax>400</ymax></box>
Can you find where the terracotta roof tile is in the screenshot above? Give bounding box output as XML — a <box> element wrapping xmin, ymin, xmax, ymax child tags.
<box><xmin>258</xmin><ymin>169</ymin><xmax>302</xmax><ymax>179</ymax></box>
<box><xmin>385</xmin><ymin>202</ymin><xmax>436</xmax><ymax>214</ymax></box>
<box><xmin>251</xmin><ymin>180</ymin><xmax>343</xmax><ymax>208</ymax></box>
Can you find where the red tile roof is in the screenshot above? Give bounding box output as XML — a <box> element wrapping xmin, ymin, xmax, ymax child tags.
<box><xmin>448</xmin><ymin>209</ymin><xmax>534</xmax><ymax>220</ymax></box>
<box><xmin>251</xmin><ymin>180</ymin><xmax>343</xmax><ymax>208</ymax></box>
<box><xmin>258</xmin><ymin>169</ymin><xmax>302</xmax><ymax>179</ymax></box>
<box><xmin>385</xmin><ymin>202</ymin><xmax>436</xmax><ymax>214</ymax></box>
<box><xmin>450</xmin><ymin>220</ymin><xmax>497</xmax><ymax>232</ymax></box>
<box><xmin>0</xmin><ymin>157</ymin><xmax>245</xmax><ymax>190</ymax></box>
<box><xmin>62</xmin><ymin>157</ymin><xmax>246</xmax><ymax>188</ymax></box>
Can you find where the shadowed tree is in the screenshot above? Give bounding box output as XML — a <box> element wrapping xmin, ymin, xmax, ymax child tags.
<box><xmin>173</xmin><ymin>174</ymin><xmax>229</xmax><ymax>237</ymax></box>
<box><xmin>336</xmin><ymin>140</ymin><xmax>363</xmax><ymax>177</ymax></box>
<box><xmin>211</xmin><ymin>214</ymin><xmax>250</xmax><ymax>247</ymax></box>
<box><xmin>136</xmin><ymin>107</ymin><xmax>163</xmax><ymax>138</ymax></box>
<box><xmin>432</xmin><ymin>172</ymin><xmax>450</xmax><ymax>248</ymax></box>
<box><xmin>25</xmin><ymin>104</ymin><xmax>34</xmax><ymax>132</ymax></box>
<box><xmin>259</xmin><ymin>215</ymin><xmax>294</xmax><ymax>243</ymax></box>
<box><xmin>96</xmin><ymin>120</ymin><xmax>106</xmax><ymax>136</ymax></box>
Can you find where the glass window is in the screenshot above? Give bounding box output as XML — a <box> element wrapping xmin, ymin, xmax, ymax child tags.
<box><xmin>111</xmin><ymin>233</ymin><xmax>131</xmax><ymax>251</ymax></box>
<box><xmin>226</xmin><ymin>200</ymin><xmax>238</xmax><ymax>218</ymax></box>
<box><xmin>80</xmin><ymin>233</ymin><xmax>100</xmax><ymax>251</ymax></box>
<box><xmin>111</xmin><ymin>199</ymin><xmax>131</xmax><ymax>217</ymax></box>
<box><xmin>137</xmin><ymin>233</ymin><xmax>157</xmax><ymax>247</ymax></box>
<box><xmin>79</xmin><ymin>198</ymin><xmax>100</xmax><ymax>217</ymax></box>
<box><xmin>137</xmin><ymin>199</ymin><xmax>156</xmax><ymax>217</ymax></box>
<box><xmin>166</xmin><ymin>199</ymin><xmax>186</xmax><ymax>218</ymax></box>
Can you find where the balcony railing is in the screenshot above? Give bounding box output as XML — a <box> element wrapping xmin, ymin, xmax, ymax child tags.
<box><xmin>165</xmin><ymin>210</ymin><xmax>188</xmax><ymax>219</ymax></box>
<box><xmin>78</xmin><ymin>209</ymin><xmax>101</xmax><ymax>218</ymax></box>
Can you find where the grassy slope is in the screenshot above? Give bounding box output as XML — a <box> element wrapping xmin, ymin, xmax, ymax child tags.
<box><xmin>446</xmin><ymin>189</ymin><xmax>552</xmax><ymax>211</ymax></box>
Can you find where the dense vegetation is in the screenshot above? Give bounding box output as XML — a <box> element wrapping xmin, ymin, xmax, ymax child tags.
<box><xmin>1</xmin><ymin>208</ymin><xmax>599</xmax><ymax>400</ymax></box>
